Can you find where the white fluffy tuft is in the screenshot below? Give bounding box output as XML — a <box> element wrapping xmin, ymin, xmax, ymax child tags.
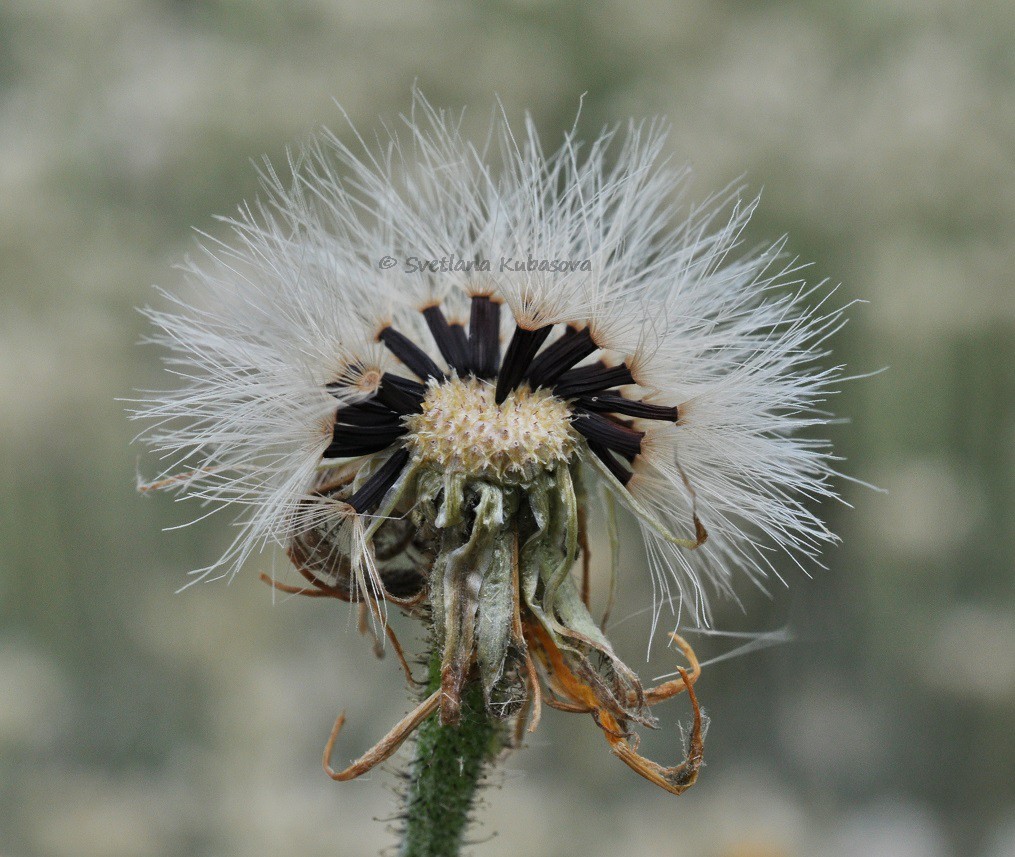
<box><xmin>133</xmin><ymin>91</ymin><xmax>851</xmax><ymax>623</ymax></box>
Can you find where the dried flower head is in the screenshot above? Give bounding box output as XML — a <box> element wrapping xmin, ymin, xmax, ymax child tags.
<box><xmin>135</xmin><ymin>94</ymin><xmax>847</xmax><ymax>793</ymax></box>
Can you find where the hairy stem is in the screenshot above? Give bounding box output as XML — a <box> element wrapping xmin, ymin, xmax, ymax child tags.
<box><xmin>399</xmin><ymin>652</ymin><xmax>500</xmax><ymax>857</ymax></box>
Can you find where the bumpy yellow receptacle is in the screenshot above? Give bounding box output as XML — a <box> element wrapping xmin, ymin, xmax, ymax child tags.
<box><xmin>405</xmin><ymin>376</ymin><xmax>577</xmax><ymax>484</ymax></box>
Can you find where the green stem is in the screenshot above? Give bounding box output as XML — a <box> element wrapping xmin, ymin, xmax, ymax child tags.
<box><xmin>399</xmin><ymin>653</ymin><xmax>500</xmax><ymax>857</ymax></box>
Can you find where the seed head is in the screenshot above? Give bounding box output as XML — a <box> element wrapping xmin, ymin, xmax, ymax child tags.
<box><xmin>133</xmin><ymin>92</ymin><xmax>853</xmax><ymax>793</ymax></box>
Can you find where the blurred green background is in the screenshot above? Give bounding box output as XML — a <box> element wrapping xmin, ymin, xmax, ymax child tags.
<box><xmin>1</xmin><ymin>1</ymin><xmax>1013</xmax><ymax>855</ymax></box>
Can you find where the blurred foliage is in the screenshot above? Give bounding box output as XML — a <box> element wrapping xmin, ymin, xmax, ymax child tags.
<box><xmin>0</xmin><ymin>1</ymin><xmax>1012</xmax><ymax>855</ymax></box>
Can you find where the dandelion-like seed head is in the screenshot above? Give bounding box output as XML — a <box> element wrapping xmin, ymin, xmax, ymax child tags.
<box><xmin>134</xmin><ymin>91</ymin><xmax>852</xmax><ymax>796</ymax></box>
